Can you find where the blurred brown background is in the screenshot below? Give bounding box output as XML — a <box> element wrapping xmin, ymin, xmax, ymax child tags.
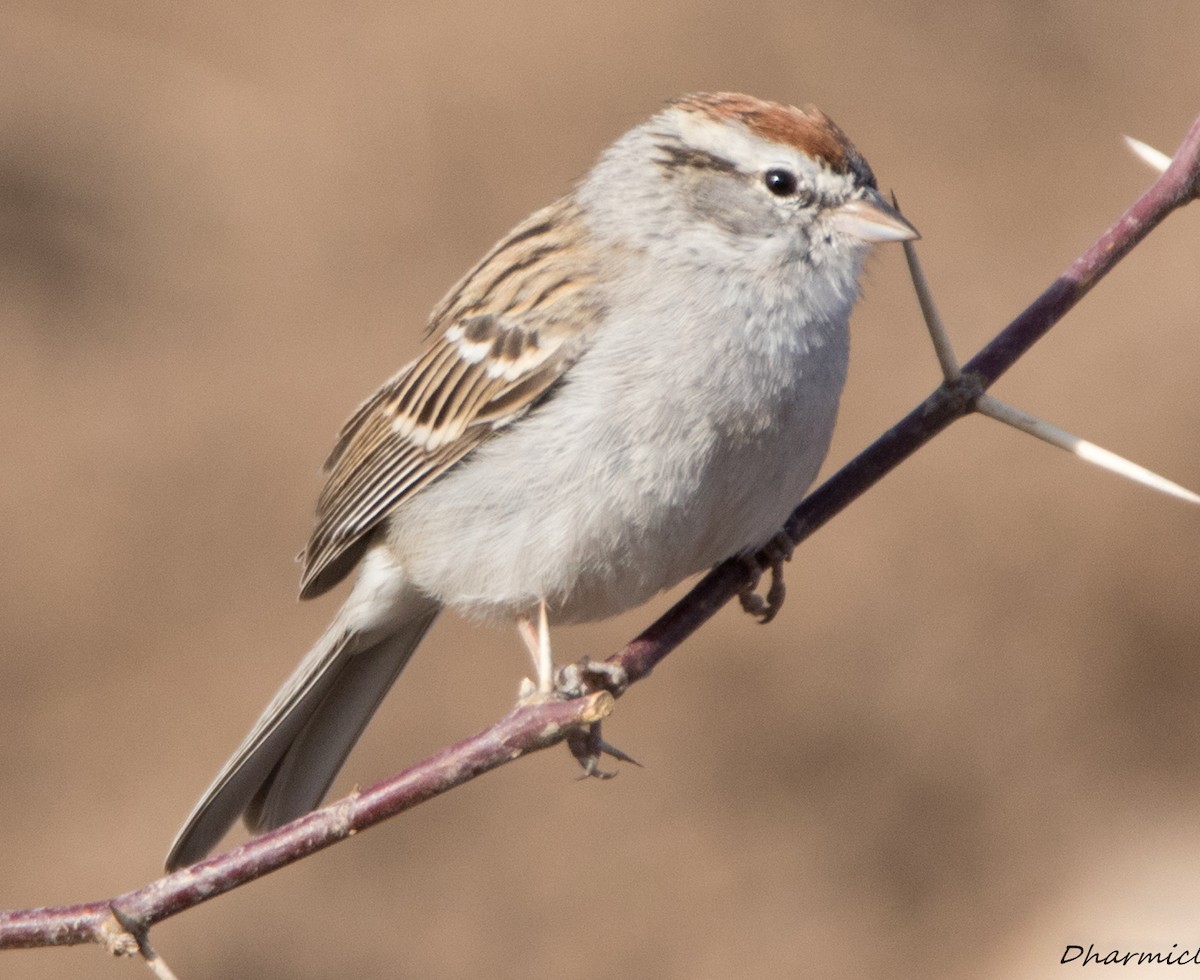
<box><xmin>2</xmin><ymin>2</ymin><xmax>1198</xmax><ymax>978</ymax></box>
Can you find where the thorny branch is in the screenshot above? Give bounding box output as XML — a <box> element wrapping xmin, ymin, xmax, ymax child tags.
<box><xmin>2</xmin><ymin>111</ymin><xmax>1198</xmax><ymax>966</ymax></box>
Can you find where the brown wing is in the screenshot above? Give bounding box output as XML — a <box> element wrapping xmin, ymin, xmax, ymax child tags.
<box><xmin>299</xmin><ymin>195</ymin><xmax>603</xmax><ymax>598</ymax></box>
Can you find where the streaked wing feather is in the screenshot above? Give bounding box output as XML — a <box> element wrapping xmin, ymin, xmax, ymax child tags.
<box><xmin>323</xmin><ymin>383</ymin><xmax>394</xmax><ymax>473</ymax></box>
<box><xmin>299</xmin><ymin>195</ymin><xmax>602</xmax><ymax>599</ymax></box>
<box><xmin>318</xmin><ymin>440</ymin><xmax>473</xmax><ymax>547</ymax></box>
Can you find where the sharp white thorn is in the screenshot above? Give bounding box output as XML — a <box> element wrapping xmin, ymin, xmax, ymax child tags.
<box><xmin>1123</xmin><ymin>135</ymin><xmax>1171</xmax><ymax>174</ymax></box>
<box><xmin>1071</xmin><ymin>439</ymin><xmax>1200</xmax><ymax>505</ymax></box>
<box><xmin>900</xmin><ymin>226</ymin><xmax>960</xmax><ymax>382</ymax></box>
<box><xmin>976</xmin><ymin>394</ymin><xmax>1200</xmax><ymax>506</ymax></box>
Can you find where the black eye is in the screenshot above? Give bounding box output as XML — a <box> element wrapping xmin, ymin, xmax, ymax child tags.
<box><xmin>763</xmin><ymin>168</ymin><xmax>798</xmax><ymax>197</ymax></box>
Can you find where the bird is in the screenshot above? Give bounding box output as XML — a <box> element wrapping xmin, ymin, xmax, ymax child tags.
<box><xmin>165</xmin><ymin>92</ymin><xmax>917</xmax><ymax>870</ymax></box>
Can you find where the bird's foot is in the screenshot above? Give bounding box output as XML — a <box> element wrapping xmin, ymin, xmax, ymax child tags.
<box><xmin>516</xmin><ymin>604</ymin><xmax>636</xmax><ymax>776</ymax></box>
<box><xmin>555</xmin><ymin>657</ymin><xmax>629</xmax><ymax>699</ymax></box>
<box><xmin>556</xmin><ymin>658</ymin><xmax>635</xmax><ymax>777</ymax></box>
<box><xmin>737</xmin><ymin>530</ymin><xmax>794</xmax><ymax>624</ymax></box>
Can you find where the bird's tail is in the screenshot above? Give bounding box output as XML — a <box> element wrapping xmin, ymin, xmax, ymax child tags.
<box><xmin>165</xmin><ymin>582</ymin><xmax>440</xmax><ymax>871</ymax></box>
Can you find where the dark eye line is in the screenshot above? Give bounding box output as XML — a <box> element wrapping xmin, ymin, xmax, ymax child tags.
<box><xmin>656</xmin><ymin>146</ymin><xmax>825</xmax><ymax>209</ymax></box>
<box><xmin>654</xmin><ymin>142</ymin><xmax>738</xmax><ymax>176</ymax></box>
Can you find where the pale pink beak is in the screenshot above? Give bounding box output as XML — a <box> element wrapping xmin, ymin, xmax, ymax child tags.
<box><xmin>829</xmin><ymin>189</ymin><xmax>919</xmax><ymax>243</ymax></box>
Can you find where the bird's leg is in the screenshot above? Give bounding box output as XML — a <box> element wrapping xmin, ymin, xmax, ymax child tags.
<box><xmin>738</xmin><ymin>530</ymin><xmax>794</xmax><ymax>624</ymax></box>
<box><xmin>516</xmin><ymin>599</ymin><xmax>554</xmax><ymax>700</ymax></box>
<box><xmin>516</xmin><ymin>604</ymin><xmax>639</xmax><ymax>775</ymax></box>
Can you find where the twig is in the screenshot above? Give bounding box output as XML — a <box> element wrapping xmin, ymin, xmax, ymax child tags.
<box><xmin>0</xmin><ymin>693</ymin><xmax>612</xmax><ymax>949</ymax></box>
<box><xmin>899</xmin><ymin>168</ymin><xmax>1198</xmax><ymax>506</ymax></box>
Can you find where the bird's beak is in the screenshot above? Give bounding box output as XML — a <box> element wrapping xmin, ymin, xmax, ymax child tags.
<box><xmin>829</xmin><ymin>189</ymin><xmax>919</xmax><ymax>243</ymax></box>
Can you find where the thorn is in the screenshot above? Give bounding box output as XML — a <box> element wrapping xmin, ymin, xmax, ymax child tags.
<box><xmin>976</xmin><ymin>394</ymin><xmax>1200</xmax><ymax>505</ymax></box>
<box><xmin>1123</xmin><ymin>135</ymin><xmax>1171</xmax><ymax>174</ymax></box>
<box><xmin>893</xmin><ymin>190</ymin><xmax>960</xmax><ymax>382</ymax></box>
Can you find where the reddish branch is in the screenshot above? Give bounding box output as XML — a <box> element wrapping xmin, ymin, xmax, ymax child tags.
<box><xmin>3</xmin><ymin>111</ymin><xmax>1198</xmax><ymax>959</ymax></box>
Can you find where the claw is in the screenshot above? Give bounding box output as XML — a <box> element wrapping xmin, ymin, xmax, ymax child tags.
<box><xmin>567</xmin><ymin>721</ymin><xmax>641</xmax><ymax>778</ymax></box>
<box><xmin>596</xmin><ymin>737</ymin><xmax>641</xmax><ymax>768</ymax></box>
<box><xmin>555</xmin><ymin>659</ymin><xmax>636</xmax><ymax>776</ymax></box>
<box><xmin>737</xmin><ymin>531</ymin><xmax>793</xmax><ymax>624</ymax></box>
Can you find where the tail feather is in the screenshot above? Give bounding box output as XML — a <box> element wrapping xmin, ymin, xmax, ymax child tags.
<box><xmin>245</xmin><ymin>603</ymin><xmax>438</xmax><ymax>831</ymax></box>
<box><xmin>165</xmin><ymin>591</ymin><xmax>440</xmax><ymax>871</ymax></box>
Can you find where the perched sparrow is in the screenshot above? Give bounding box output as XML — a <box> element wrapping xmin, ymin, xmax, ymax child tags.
<box><xmin>166</xmin><ymin>92</ymin><xmax>917</xmax><ymax>870</ymax></box>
